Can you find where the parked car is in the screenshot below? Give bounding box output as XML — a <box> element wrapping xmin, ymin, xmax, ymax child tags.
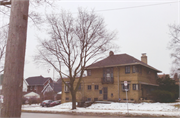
<box><xmin>50</xmin><ymin>100</ymin><xmax>61</xmax><ymax>107</ymax></box>
<box><xmin>41</xmin><ymin>100</ymin><xmax>53</xmax><ymax>107</ymax></box>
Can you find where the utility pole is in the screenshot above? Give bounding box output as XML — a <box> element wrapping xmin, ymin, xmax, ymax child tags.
<box><xmin>1</xmin><ymin>0</ymin><xmax>29</xmax><ymax>117</ymax></box>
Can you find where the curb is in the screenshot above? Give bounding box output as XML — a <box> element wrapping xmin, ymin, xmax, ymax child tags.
<box><xmin>22</xmin><ymin>109</ymin><xmax>180</xmax><ymax>117</ymax></box>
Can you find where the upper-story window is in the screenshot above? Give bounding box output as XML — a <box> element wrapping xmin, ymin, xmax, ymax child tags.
<box><xmin>103</xmin><ymin>68</ymin><xmax>113</xmax><ymax>80</ymax></box>
<box><xmin>132</xmin><ymin>66</ymin><xmax>139</xmax><ymax>73</ymax></box>
<box><xmin>125</xmin><ymin>66</ymin><xmax>130</xmax><ymax>74</ymax></box>
<box><xmin>87</xmin><ymin>70</ymin><xmax>91</xmax><ymax>76</ymax></box>
<box><xmin>64</xmin><ymin>82</ymin><xmax>70</xmax><ymax>92</ymax></box>
<box><xmin>78</xmin><ymin>83</ymin><xmax>81</xmax><ymax>90</ymax></box>
<box><xmin>132</xmin><ymin>66</ymin><xmax>136</xmax><ymax>73</ymax></box>
<box><xmin>30</xmin><ymin>86</ymin><xmax>33</xmax><ymax>90</ymax></box>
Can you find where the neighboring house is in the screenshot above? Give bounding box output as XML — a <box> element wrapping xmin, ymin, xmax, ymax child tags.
<box><xmin>25</xmin><ymin>76</ymin><xmax>53</xmax><ymax>94</ymax></box>
<box><xmin>61</xmin><ymin>52</ymin><xmax>161</xmax><ymax>103</ymax></box>
<box><xmin>26</xmin><ymin>76</ymin><xmax>62</xmax><ymax>100</ymax></box>
<box><xmin>41</xmin><ymin>80</ymin><xmax>62</xmax><ymax>100</ymax></box>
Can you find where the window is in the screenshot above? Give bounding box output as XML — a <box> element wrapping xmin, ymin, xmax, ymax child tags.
<box><xmin>87</xmin><ymin>70</ymin><xmax>91</xmax><ymax>76</ymax></box>
<box><xmin>133</xmin><ymin>84</ymin><xmax>138</xmax><ymax>90</ymax></box>
<box><xmin>111</xmin><ymin>93</ymin><xmax>113</xmax><ymax>97</ymax></box>
<box><xmin>87</xmin><ymin>98</ymin><xmax>91</xmax><ymax>101</ymax></box>
<box><xmin>132</xmin><ymin>66</ymin><xmax>136</xmax><ymax>73</ymax></box>
<box><xmin>94</xmin><ymin>85</ymin><xmax>99</xmax><ymax>90</ymax></box>
<box><xmin>64</xmin><ymin>82</ymin><xmax>70</xmax><ymax>92</ymax></box>
<box><xmin>78</xmin><ymin>83</ymin><xmax>81</xmax><ymax>90</ymax></box>
<box><xmin>66</xmin><ymin>97</ymin><xmax>69</xmax><ymax>101</ymax></box>
<box><xmin>132</xmin><ymin>66</ymin><xmax>139</xmax><ymax>73</ymax></box>
<box><xmin>94</xmin><ymin>98</ymin><xmax>98</xmax><ymax>101</ymax></box>
<box><xmin>103</xmin><ymin>68</ymin><xmax>113</xmax><ymax>81</ymax></box>
<box><xmin>30</xmin><ymin>86</ymin><xmax>33</xmax><ymax>90</ymax></box>
<box><xmin>125</xmin><ymin>66</ymin><xmax>130</xmax><ymax>74</ymax></box>
<box><xmin>99</xmin><ymin>90</ymin><xmax>102</xmax><ymax>94</ymax></box>
<box><xmin>87</xmin><ymin>85</ymin><xmax>91</xmax><ymax>90</ymax></box>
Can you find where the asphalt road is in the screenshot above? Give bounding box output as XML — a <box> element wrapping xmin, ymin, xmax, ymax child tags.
<box><xmin>21</xmin><ymin>113</ymin><xmax>174</xmax><ymax>118</ymax></box>
<box><xmin>21</xmin><ymin>113</ymin><xmax>123</xmax><ymax>118</ymax></box>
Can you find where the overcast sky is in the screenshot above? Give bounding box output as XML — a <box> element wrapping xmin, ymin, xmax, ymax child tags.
<box><xmin>1</xmin><ymin>0</ymin><xmax>179</xmax><ymax>80</ymax></box>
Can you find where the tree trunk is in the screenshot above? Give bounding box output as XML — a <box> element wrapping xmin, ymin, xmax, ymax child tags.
<box><xmin>71</xmin><ymin>91</ymin><xmax>76</xmax><ymax>110</ymax></box>
<box><xmin>1</xmin><ymin>0</ymin><xmax>29</xmax><ymax>117</ymax></box>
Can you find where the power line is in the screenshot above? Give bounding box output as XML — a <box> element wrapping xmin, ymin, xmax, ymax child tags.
<box><xmin>49</xmin><ymin>1</ymin><xmax>178</xmax><ymax>15</ymax></box>
<box><xmin>95</xmin><ymin>1</ymin><xmax>178</xmax><ymax>12</ymax></box>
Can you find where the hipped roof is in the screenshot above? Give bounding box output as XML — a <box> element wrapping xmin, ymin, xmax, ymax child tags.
<box><xmin>86</xmin><ymin>53</ymin><xmax>161</xmax><ymax>72</ymax></box>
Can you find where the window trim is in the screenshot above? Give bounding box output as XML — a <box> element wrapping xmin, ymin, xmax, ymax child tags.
<box><xmin>64</xmin><ymin>82</ymin><xmax>70</xmax><ymax>92</ymax></box>
<box><xmin>78</xmin><ymin>83</ymin><xmax>81</xmax><ymax>90</ymax></box>
<box><xmin>87</xmin><ymin>70</ymin><xmax>91</xmax><ymax>76</ymax></box>
<box><xmin>132</xmin><ymin>66</ymin><xmax>136</xmax><ymax>73</ymax></box>
<box><xmin>133</xmin><ymin>84</ymin><xmax>139</xmax><ymax>90</ymax></box>
<box><xmin>94</xmin><ymin>85</ymin><xmax>99</xmax><ymax>90</ymax></box>
<box><xmin>125</xmin><ymin>66</ymin><xmax>130</xmax><ymax>74</ymax></box>
<box><xmin>87</xmin><ymin>85</ymin><xmax>91</xmax><ymax>90</ymax></box>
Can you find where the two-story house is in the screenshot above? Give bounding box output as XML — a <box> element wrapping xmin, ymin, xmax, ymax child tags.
<box><xmin>25</xmin><ymin>76</ymin><xmax>53</xmax><ymax>94</ymax></box>
<box><xmin>61</xmin><ymin>51</ymin><xmax>161</xmax><ymax>103</ymax></box>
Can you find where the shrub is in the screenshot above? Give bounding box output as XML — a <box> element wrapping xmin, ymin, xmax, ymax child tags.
<box><xmin>151</xmin><ymin>90</ymin><xmax>175</xmax><ymax>103</ymax></box>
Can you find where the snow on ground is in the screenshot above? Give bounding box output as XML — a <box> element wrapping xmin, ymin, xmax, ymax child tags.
<box><xmin>22</xmin><ymin>102</ymin><xmax>180</xmax><ymax>117</ymax></box>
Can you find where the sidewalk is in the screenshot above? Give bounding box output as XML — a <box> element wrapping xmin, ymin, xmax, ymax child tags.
<box><xmin>22</xmin><ymin>102</ymin><xmax>180</xmax><ymax>117</ymax></box>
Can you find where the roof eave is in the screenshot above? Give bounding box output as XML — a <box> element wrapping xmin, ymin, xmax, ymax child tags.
<box><xmin>86</xmin><ymin>62</ymin><xmax>161</xmax><ymax>73</ymax></box>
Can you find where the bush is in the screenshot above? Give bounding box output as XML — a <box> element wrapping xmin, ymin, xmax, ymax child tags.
<box><xmin>22</xmin><ymin>97</ymin><xmax>41</xmax><ymax>105</ymax></box>
<box><xmin>151</xmin><ymin>90</ymin><xmax>176</xmax><ymax>103</ymax></box>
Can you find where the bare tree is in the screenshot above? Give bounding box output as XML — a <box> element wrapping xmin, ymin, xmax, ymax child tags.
<box><xmin>168</xmin><ymin>24</ymin><xmax>180</xmax><ymax>74</ymax></box>
<box><xmin>0</xmin><ymin>27</ymin><xmax>8</xmax><ymax>73</ymax></box>
<box><xmin>35</xmin><ymin>8</ymin><xmax>117</xmax><ymax>109</ymax></box>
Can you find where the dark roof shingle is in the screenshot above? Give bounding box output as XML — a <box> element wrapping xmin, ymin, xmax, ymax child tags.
<box><xmin>86</xmin><ymin>53</ymin><xmax>161</xmax><ymax>72</ymax></box>
<box><xmin>26</xmin><ymin>76</ymin><xmax>51</xmax><ymax>86</ymax></box>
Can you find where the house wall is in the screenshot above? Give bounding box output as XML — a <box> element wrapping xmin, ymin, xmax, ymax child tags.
<box><xmin>61</xmin><ymin>65</ymin><xmax>158</xmax><ymax>103</ymax></box>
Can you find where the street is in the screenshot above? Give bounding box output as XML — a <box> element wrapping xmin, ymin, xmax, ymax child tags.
<box><xmin>21</xmin><ymin>112</ymin><xmax>174</xmax><ymax>118</ymax></box>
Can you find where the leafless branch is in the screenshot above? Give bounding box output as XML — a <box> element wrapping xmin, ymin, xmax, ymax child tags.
<box><xmin>168</xmin><ymin>24</ymin><xmax>180</xmax><ymax>74</ymax></box>
<box><xmin>0</xmin><ymin>25</ymin><xmax>8</xmax><ymax>73</ymax></box>
<box><xmin>34</xmin><ymin>8</ymin><xmax>118</xmax><ymax>109</ymax></box>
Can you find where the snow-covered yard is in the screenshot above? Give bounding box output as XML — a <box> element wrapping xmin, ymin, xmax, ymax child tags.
<box><xmin>22</xmin><ymin>102</ymin><xmax>180</xmax><ymax>117</ymax></box>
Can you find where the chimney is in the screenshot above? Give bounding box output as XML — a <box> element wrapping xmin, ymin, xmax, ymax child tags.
<box><xmin>141</xmin><ymin>53</ymin><xmax>147</xmax><ymax>64</ymax></box>
<box><xmin>109</xmin><ymin>51</ymin><xmax>114</xmax><ymax>56</ymax></box>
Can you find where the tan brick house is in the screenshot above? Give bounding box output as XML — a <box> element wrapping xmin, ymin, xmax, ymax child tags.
<box><xmin>62</xmin><ymin>52</ymin><xmax>161</xmax><ymax>103</ymax></box>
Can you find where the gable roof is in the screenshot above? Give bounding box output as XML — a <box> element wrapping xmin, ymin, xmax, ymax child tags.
<box><xmin>26</xmin><ymin>76</ymin><xmax>51</xmax><ymax>86</ymax></box>
<box><xmin>86</xmin><ymin>53</ymin><xmax>161</xmax><ymax>72</ymax></box>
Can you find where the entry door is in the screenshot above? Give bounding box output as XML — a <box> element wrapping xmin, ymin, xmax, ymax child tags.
<box><xmin>103</xmin><ymin>87</ymin><xmax>108</xmax><ymax>100</ymax></box>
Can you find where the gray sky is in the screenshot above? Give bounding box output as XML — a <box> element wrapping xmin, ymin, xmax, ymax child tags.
<box><xmin>1</xmin><ymin>0</ymin><xmax>179</xmax><ymax>79</ymax></box>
